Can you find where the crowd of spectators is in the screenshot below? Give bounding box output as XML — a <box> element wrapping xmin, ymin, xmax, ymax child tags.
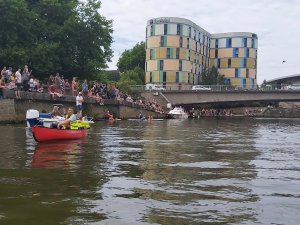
<box><xmin>190</xmin><ymin>108</ymin><xmax>234</xmax><ymax>117</ymax></box>
<box><xmin>0</xmin><ymin>65</ymin><xmax>165</xmax><ymax>114</ymax></box>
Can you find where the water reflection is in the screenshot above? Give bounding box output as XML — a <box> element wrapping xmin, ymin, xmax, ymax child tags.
<box><xmin>32</xmin><ymin>141</ymin><xmax>83</xmax><ymax>169</ymax></box>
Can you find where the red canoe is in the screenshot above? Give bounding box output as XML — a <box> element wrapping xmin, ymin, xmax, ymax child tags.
<box><xmin>31</xmin><ymin>126</ymin><xmax>87</xmax><ymax>142</ymax></box>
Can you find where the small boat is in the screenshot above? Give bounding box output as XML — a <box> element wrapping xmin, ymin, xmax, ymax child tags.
<box><xmin>168</xmin><ymin>107</ymin><xmax>189</xmax><ymax>119</ymax></box>
<box><xmin>31</xmin><ymin>126</ymin><xmax>87</xmax><ymax>142</ymax></box>
<box><xmin>26</xmin><ymin>109</ymin><xmax>93</xmax><ymax>128</ymax></box>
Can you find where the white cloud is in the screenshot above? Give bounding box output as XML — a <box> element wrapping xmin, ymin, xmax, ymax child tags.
<box><xmin>100</xmin><ymin>0</ymin><xmax>300</xmax><ymax>84</ymax></box>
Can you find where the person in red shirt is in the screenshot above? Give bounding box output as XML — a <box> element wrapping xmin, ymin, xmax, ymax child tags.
<box><xmin>48</xmin><ymin>82</ymin><xmax>63</xmax><ymax>100</ymax></box>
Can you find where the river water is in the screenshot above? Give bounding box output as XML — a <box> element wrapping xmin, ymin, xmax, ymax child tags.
<box><xmin>0</xmin><ymin>118</ymin><xmax>299</xmax><ymax>225</ymax></box>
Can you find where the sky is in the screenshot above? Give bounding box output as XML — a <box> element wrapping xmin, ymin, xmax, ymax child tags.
<box><xmin>100</xmin><ymin>0</ymin><xmax>300</xmax><ymax>84</ymax></box>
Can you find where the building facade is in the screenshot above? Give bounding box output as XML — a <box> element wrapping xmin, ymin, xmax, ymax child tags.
<box><xmin>145</xmin><ymin>17</ymin><xmax>258</xmax><ymax>88</ymax></box>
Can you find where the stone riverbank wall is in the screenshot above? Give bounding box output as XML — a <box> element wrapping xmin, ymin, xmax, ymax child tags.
<box><xmin>0</xmin><ymin>89</ymin><xmax>166</xmax><ymax>123</ymax></box>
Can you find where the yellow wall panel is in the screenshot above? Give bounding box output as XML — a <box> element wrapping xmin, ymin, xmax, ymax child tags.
<box><xmin>166</xmin><ymin>71</ymin><xmax>176</xmax><ymax>83</ymax></box>
<box><xmin>231</xmin><ymin>78</ymin><xmax>241</xmax><ymax>86</ymax></box>
<box><xmin>147</xmin><ymin>60</ymin><xmax>158</xmax><ymax>71</ymax></box>
<box><xmin>180</xmin><ymin>48</ymin><xmax>186</xmax><ymax>59</ymax></box>
<box><xmin>240</xmin><ymin>68</ymin><xmax>246</xmax><ymax>77</ymax></box>
<box><xmin>159</xmin><ymin>48</ymin><xmax>167</xmax><ymax>59</ymax></box>
<box><xmin>183</xmin><ymin>61</ymin><xmax>192</xmax><ymax>72</ymax></box>
<box><xmin>218</xmin><ymin>68</ymin><xmax>235</xmax><ymax>77</ymax></box>
<box><xmin>249</xmin><ymin>69</ymin><xmax>255</xmax><ymax>78</ymax></box>
<box><xmin>147</xmin><ymin>36</ymin><xmax>160</xmax><ymax>48</ymax></box>
<box><xmin>181</xmin><ymin>72</ymin><xmax>187</xmax><ymax>83</ymax></box>
<box><xmin>246</xmin><ymin>58</ymin><xmax>255</xmax><ymax>68</ymax></box>
<box><xmin>231</xmin><ymin>58</ymin><xmax>240</xmax><ymax>68</ymax></box>
<box><xmin>190</xmin><ymin>40</ymin><xmax>196</xmax><ymax>51</ymax></box>
<box><xmin>190</xmin><ymin>51</ymin><xmax>195</xmax><ymax>62</ymax></box>
<box><xmin>146</xmin><ymin>49</ymin><xmax>150</xmax><ymax>60</ymax></box>
<box><xmin>164</xmin><ymin>60</ymin><xmax>179</xmax><ymax>71</ymax></box>
<box><xmin>167</xmin><ymin>36</ymin><xmax>180</xmax><ymax>47</ymax></box>
<box><xmin>218</xmin><ymin>48</ymin><xmax>233</xmax><ymax>58</ymax></box>
<box><xmin>210</xmin><ymin>49</ymin><xmax>215</xmax><ymax>58</ymax></box>
<box><xmin>249</xmin><ymin>48</ymin><xmax>256</xmax><ymax>58</ymax></box>
<box><xmin>220</xmin><ymin>59</ymin><xmax>228</xmax><ymax>68</ymax></box>
<box><xmin>238</xmin><ymin>48</ymin><xmax>245</xmax><ymax>58</ymax></box>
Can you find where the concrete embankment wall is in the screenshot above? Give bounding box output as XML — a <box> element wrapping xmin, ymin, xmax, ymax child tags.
<box><xmin>0</xmin><ymin>90</ymin><xmax>166</xmax><ymax>123</ymax></box>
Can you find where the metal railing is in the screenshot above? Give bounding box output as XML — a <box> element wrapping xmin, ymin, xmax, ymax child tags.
<box><xmin>129</xmin><ymin>84</ymin><xmax>292</xmax><ymax>92</ymax></box>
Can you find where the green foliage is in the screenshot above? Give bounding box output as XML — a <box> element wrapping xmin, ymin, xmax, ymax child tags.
<box><xmin>200</xmin><ymin>66</ymin><xmax>225</xmax><ymax>85</ymax></box>
<box><xmin>117</xmin><ymin>42</ymin><xmax>145</xmax><ymax>73</ymax></box>
<box><xmin>0</xmin><ymin>0</ymin><xmax>113</xmax><ymax>80</ymax></box>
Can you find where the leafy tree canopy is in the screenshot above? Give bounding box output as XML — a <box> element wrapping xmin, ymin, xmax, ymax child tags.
<box><xmin>117</xmin><ymin>42</ymin><xmax>145</xmax><ymax>73</ymax></box>
<box><xmin>200</xmin><ymin>66</ymin><xmax>225</xmax><ymax>85</ymax></box>
<box><xmin>0</xmin><ymin>0</ymin><xmax>113</xmax><ymax>81</ymax></box>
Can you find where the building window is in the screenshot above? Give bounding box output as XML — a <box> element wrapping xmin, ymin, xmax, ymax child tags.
<box><xmin>215</xmin><ymin>49</ymin><xmax>218</xmax><ymax>58</ymax></box>
<box><xmin>188</xmin><ymin>73</ymin><xmax>190</xmax><ymax>83</ymax></box>
<box><xmin>150</xmin><ymin>49</ymin><xmax>154</xmax><ymax>60</ymax></box>
<box><xmin>243</xmin><ymin>58</ymin><xmax>247</xmax><ymax>68</ymax></box>
<box><xmin>188</xmin><ymin>27</ymin><xmax>191</xmax><ymax>37</ymax></box>
<box><xmin>228</xmin><ymin>58</ymin><xmax>231</xmax><ymax>68</ymax></box>
<box><xmin>160</xmin><ymin>60</ymin><xmax>164</xmax><ymax>70</ymax></box>
<box><xmin>188</xmin><ymin>50</ymin><xmax>190</xmax><ymax>61</ymax></box>
<box><xmin>160</xmin><ymin>36</ymin><xmax>165</xmax><ymax>47</ymax></box>
<box><xmin>187</xmin><ymin>38</ymin><xmax>189</xmax><ymax>49</ymax></box>
<box><xmin>176</xmin><ymin>72</ymin><xmax>179</xmax><ymax>83</ymax></box>
<box><xmin>176</xmin><ymin>48</ymin><xmax>179</xmax><ymax>59</ymax></box>
<box><xmin>244</xmin><ymin>38</ymin><xmax>247</xmax><ymax>47</ymax></box>
<box><xmin>243</xmin><ymin>78</ymin><xmax>246</xmax><ymax>87</ymax></box>
<box><xmin>246</xmin><ymin>69</ymin><xmax>249</xmax><ymax>78</ymax></box>
<box><xmin>235</xmin><ymin>68</ymin><xmax>239</xmax><ymax>78</ymax></box>
<box><xmin>234</xmin><ymin>48</ymin><xmax>239</xmax><ymax>57</ymax></box>
<box><xmin>179</xmin><ymin>37</ymin><xmax>183</xmax><ymax>47</ymax></box>
<box><xmin>164</xmin><ymin>24</ymin><xmax>168</xmax><ymax>35</ymax></box>
<box><xmin>251</xmin><ymin>39</ymin><xmax>255</xmax><ymax>48</ymax></box>
<box><xmin>167</xmin><ymin>48</ymin><xmax>171</xmax><ymax>59</ymax></box>
<box><xmin>177</xmin><ymin>24</ymin><xmax>181</xmax><ymax>35</ymax></box>
<box><xmin>150</xmin><ymin>72</ymin><xmax>153</xmax><ymax>83</ymax></box>
<box><xmin>227</xmin><ymin>38</ymin><xmax>232</xmax><ymax>48</ymax></box>
<box><xmin>217</xmin><ymin>59</ymin><xmax>220</xmax><ymax>68</ymax></box>
<box><xmin>163</xmin><ymin>72</ymin><xmax>166</xmax><ymax>84</ymax></box>
<box><xmin>150</xmin><ymin>25</ymin><xmax>154</xmax><ymax>36</ymax></box>
<box><xmin>179</xmin><ymin>60</ymin><xmax>182</xmax><ymax>71</ymax></box>
<box><xmin>198</xmin><ymin>32</ymin><xmax>201</xmax><ymax>42</ymax></box>
<box><xmin>246</xmin><ymin>48</ymin><xmax>249</xmax><ymax>58</ymax></box>
<box><xmin>194</xmin><ymin>29</ymin><xmax>196</xmax><ymax>40</ymax></box>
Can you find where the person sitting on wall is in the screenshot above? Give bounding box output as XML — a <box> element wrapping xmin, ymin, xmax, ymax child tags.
<box><xmin>57</xmin><ymin>107</ymin><xmax>77</xmax><ymax>129</ymax></box>
<box><xmin>48</xmin><ymin>82</ymin><xmax>63</xmax><ymax>100</ymax></box>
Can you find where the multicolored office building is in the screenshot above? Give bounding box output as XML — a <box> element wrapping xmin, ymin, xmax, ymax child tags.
<box><xmin>145</xmin><ymin>17</ymin><xmax>258</xmax><ymax>88</ymax></box>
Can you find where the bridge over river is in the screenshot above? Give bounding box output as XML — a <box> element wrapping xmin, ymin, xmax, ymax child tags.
<box><xmin>153</xmin><ymin>90</ymin><xmax>300</xmax><ymax>106</ymax></box>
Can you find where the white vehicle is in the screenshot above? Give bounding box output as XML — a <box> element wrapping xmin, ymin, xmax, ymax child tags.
<box><xmin>168</xmin><ymin>107</ymin><xmax>189</xmax><ymax>119</ymax></box>
<box><xmin>286</xmin><ymin>85</ymin><xmax>300</xmax><ymax>90</ymax></box>
<box><xmin>145</xmin><ymin>83</ymin><xmax>166</xmax><ymax>91</ymax></box>
<box><xmin>192</xmin><ymin>85</ymin><xmax>211</xmax><ymax>91</ymax></box>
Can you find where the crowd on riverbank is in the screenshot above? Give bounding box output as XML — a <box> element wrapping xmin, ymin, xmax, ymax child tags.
<box><xmin>0</xmin><ymin>65</ymin><xmax>165</xmax><ymax>114</ymax></box>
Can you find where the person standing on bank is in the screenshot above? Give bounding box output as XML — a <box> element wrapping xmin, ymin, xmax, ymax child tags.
<box><xmin>76</xmin><ymin>92</ymin><xmax>84</xmax><ymax>116</ymax></box>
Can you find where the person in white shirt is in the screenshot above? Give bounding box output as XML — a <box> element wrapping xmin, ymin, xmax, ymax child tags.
<box><xmin>15</xmin><ymin>68</ymin><xmax>22</xmax><ymax>98</ymax></box>
<box><xmin>76</xmin><ymin>92</ymin><xmax>84</xmax><ymax>115</ymax></box>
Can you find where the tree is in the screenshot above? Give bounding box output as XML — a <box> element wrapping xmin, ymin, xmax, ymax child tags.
<box><xmin>0</xmin><ymin>0</ymin><xmax>113</xmax><ymax>80</ymax></box>
<box><xmin>117</xmin><ymin>42</ymin><xmax>145</xmax><ymax>72</ymax></box>
<box><xmin>200</xmin><ymin>66</ymin><xmax>225</xmax><ymax>85</ymax></box>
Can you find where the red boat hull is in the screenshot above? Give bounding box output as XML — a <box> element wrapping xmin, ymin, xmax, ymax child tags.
<box><xmin>32</xmin><ymin>126</ymin><xmax>87</xmax><ymax>142</ymax></box>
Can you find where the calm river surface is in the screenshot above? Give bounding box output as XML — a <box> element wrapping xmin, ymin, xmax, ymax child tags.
<box><xmin>0</xmin><ymin>118</ymin><xmax>299</xmax><ymax>225</ymax></box>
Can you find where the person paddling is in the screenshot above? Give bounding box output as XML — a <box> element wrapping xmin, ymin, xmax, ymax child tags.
<box><xmin>57</xmin><ymin>107</ymin><xmax>76</xmax><ymax>129</ymax></box>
